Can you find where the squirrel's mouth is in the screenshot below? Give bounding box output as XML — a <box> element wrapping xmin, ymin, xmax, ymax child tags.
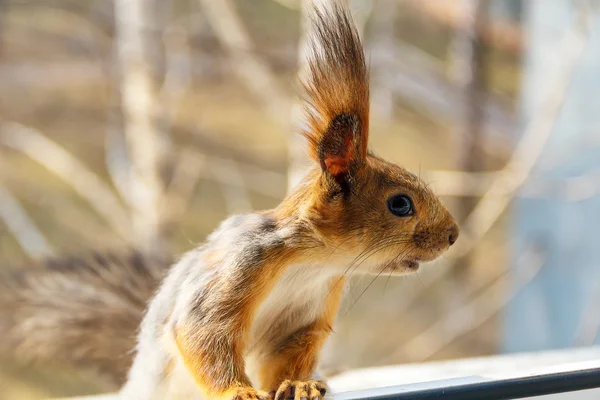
<box><xmin>374</xmin><ymin>257</ymin><xmax>421</xmax><ymax>275</ymax></box>
<box><xmin>387</xmin><ymin>258</ymin><xmax>420</xmax><ymax>273</ymax></box>
<box><xmin>403</xmin><ymin>259</ymin><xmax>420</xmax><ymax>270</ymax></box>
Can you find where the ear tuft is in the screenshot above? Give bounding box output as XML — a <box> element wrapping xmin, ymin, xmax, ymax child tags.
<box><xmin>300</xmin><ymin>0</ymin><xmax>370</xmax><ymax>182</ymax></box>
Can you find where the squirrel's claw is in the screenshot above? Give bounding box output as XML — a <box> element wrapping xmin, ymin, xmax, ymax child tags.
<box><xmin>274</xmin><ymin>380</ymin><xmax>327</xmax><ymax>400</ymax></box>
<box><xmin>229</xmin><ymin>387</ymin><xmax>271</xmax><ymax>400</ymax></box>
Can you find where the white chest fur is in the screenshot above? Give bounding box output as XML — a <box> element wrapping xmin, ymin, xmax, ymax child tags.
<box><xmin>245</xmin><ymin>263</ymin><xmax>339</xmax><ymax>385</ymax></box>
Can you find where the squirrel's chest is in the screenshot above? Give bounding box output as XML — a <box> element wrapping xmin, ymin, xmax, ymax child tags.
<box><xmin>246</xmin><ymin>264</ymin><xmax>338</xmax><ymax>355</ymax></box>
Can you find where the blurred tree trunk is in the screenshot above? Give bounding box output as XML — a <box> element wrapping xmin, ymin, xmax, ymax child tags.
<box><xmin>450</xmin><ymin>0</ymin><xmax>489</xmax><ymax>277</ymax></box>
<box><xmin>370</xmin><ymin>0</ymin><xmax>397</xmax><ymax>120</ymax></box>
<box><xmin>114</xmin><ymin>0</ymin><xmax>171</xmax><ymax>252</ymax></box>
<box><xmin>288</xmin><ymin>0</ymin><xmax>317</xmax><ymax>191</ymax></box>
<box><xmin>0</xmin><ymin>0</ymin><xmax>4</xmax><ymax>55</ymax></box>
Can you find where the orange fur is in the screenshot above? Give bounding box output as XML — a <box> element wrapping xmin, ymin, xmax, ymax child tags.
<box><xmin>176</xmin><ymin>322</ymin><xmax>250</xmax><ymax>396</ymax></box>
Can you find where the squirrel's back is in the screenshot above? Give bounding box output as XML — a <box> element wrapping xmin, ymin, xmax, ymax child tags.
<box><xmin>0</xmin><ymin>251</ymin><xmax>170</xmax><ymax>388</ymax></box>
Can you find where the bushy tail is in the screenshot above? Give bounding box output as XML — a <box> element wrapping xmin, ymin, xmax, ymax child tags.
<box><xmin>0</xmin><ymin>251</ymin><xmax>171</xmax><ymax>388</ymax></box>
<box><xmin>302</xmin><ymin>0</ymin><xmax>370</xmax><ymax>167</ymax></box>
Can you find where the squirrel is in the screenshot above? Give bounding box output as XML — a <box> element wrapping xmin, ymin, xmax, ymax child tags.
<box><xmin>0</xmin><ymin>1</ymin><xmax>459</xmax><ymax>399</ymax></box>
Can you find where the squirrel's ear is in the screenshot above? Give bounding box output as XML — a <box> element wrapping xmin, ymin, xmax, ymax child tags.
<box><xmin>307</xmin><ymin>112</ymin><xmax>366</xmax><ymax>180</ymax></box>
<box><xmin>300</xmin><ymin>1</ymin><xmax>369</xmax><ymax>182</ymax></box>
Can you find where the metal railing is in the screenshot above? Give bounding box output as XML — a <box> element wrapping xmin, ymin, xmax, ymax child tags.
<box><xmin>58</xmin><ymin>346</ymin><xmax>600</xmax><ymax>400</ymax></box>
<box><xmin>336</xmin><ymin>364</ymin><xmax>600</xmax><ymax>400</ymax></box>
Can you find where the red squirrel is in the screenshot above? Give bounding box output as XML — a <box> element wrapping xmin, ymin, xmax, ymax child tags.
<box><xmin>0</xmin><ymin>1</ymin><xmax>458</xmax><ymax>399</ymax></box>
<box><xmin>120</xmin><ymin>2</ymin><xmax>458</xmax><ymax>398</ymax></box>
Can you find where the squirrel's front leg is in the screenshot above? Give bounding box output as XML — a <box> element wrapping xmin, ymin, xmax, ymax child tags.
<box><xmin>176</xmin><ymin>318</ymin><xmax>268</xmax><ymax>400</ymax></box>
<box><xmin>174</xmin><ymin>258</ymin><xmax>288</xmax><ymax>400</ymax></box>
<box><xmin>258</xmin><ymin>277</ymin><xmax>345</xmax><ymax>400</ymax></box>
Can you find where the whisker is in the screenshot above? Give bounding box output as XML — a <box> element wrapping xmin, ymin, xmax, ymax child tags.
<box><xmin>415</xmin><ymin>270</ymin><xmax>425</xmax><ymax>288</ymax></box>
<box><xmin>343</xmin><ymin>249</ymin><xmax>408</xmax><ymax>316</ymax></box>
<box><xmin>384</xmin><ymin>268</ymin><xmax>394</xmax><ymax>294</ymax></box>
<box><xmin>343</xmin><ymin>263</ymin><xmax>389</xmax><ymax>317</ymax></box>
<box><xmin>326</xmin><ymin>235</ymin><xmax>415</xmax><ymax>300</ymax></box>
<box><xmin>343</xmin><ymin>239</ymin><xmax>409</xmax><ymax>281</ymax></box>
<box><xmin>330</xmin><ymin>236</ymin><xmax>410</xmax><ymax>281</ymax></box>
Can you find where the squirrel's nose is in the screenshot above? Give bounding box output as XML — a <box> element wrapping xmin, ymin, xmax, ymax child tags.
<box><xmin>448</xmin><ymin>223</ymin><xmax>459</xmax><ymax>246</ymax></box>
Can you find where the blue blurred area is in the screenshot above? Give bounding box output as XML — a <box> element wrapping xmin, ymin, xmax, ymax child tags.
<box><xmin>505</xmin><ymin>0</ymin><xmax>600</xmax><ymax>351</ymax></box>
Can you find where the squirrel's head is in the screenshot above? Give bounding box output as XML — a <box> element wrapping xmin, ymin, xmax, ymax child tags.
<box><xmin>288</xmin><ymin>132</ymin><xmax>459</xmax><ymax>276</ymax></box>
<box><xmin>277</xmin><ymin>1</ymin><xmax>458</xmax><ymax>275</ymax></box>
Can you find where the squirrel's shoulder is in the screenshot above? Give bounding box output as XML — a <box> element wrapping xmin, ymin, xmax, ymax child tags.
<box><xmin>205</xmin><ymin>212</ymin><xmax>310</xmax><ymax>251</ymax></box>
<box><xmin>171</xmin><ymin>212</ymin><xmax>316</xmax><ymax>280</ymax></box>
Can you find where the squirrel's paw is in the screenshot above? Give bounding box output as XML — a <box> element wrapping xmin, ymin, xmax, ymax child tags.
<box><xmin>273</xmin><ymin>380</ymin><xmax>327</xmax><ymax>400</ymax></box>
<box><xmin>227</xmin><ymin>387</ymin><xmax>271</xmax><ymax>400</ymax></box>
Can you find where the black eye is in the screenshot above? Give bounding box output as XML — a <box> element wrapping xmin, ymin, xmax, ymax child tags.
<box><xmin>387</xmin><ymin>194</ymin><xmax>413</xmax><ymax>217</ymax></box>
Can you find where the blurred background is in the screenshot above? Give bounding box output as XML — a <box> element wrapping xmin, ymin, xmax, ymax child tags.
<box><xmin>0</xmin><ymin>0</ymin><xmax>599</xmax><ymax>398</ymax></box>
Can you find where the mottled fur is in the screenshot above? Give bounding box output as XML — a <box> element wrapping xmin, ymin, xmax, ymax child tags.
<box><xmin>0</xmin><ymin>2</ymin><xmax>459</xmax><ymax>400</ymax></box>
<box><xmin>0</xmin><ymin>251</ymin><xmax>170</xmax><ymax>387</ymax></box>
